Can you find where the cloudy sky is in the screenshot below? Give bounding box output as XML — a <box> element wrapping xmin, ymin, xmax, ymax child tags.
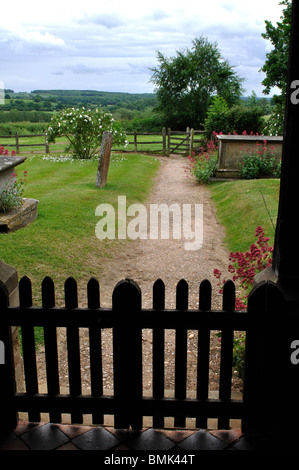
<box><xmin>0</xmin><ymin>0</ymin><xmax>285</xmax><ymax>96</ymax></box>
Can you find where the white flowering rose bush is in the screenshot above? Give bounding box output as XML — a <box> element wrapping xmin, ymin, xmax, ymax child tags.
<box><xmin>263</xmin><ymin>103</ymin><xmax>285</xmax><ymax>136</ymax></box>
<box><xmin>47</xmin><ymin>107</ymin><xmax>127</xmax><ymax>159</ymax></box>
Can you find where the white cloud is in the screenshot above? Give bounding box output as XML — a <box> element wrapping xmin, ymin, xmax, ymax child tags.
<box><xmin>0</xmin><ymin>0</ymin><xmax>286</xmax><ymax>94</ymax></box>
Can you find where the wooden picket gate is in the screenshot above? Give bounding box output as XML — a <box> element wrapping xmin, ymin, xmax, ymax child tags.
<box><xmin>0</xmin><ymin>275</ymin><xmax>286</xmax><ymax>433</ymax></box>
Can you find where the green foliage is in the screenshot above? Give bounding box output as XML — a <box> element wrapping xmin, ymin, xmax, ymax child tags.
<box><xmin>238</xmin><ymin>141</ymin><xmax>281</xmax><ymax>179</ymax></box>
<box><xmin>204</xmin><ymin>96</ymin><xmax>229</xmax><ymax>138</ymax></box>
<box><xmin>0</xmin><ymin>122</ymin><xmax>47</xmax><ymax>136</ymax></box>
<box><xmin>226</xmin><ymin>106</ymin><xmax>265</xmax><ymax>134</ymax></box>
<box><xmin>47</xmin><ymin>107</ymin><xmax>127</xmax><ymax>159</ymax></box>
<box><xmin>205</xmin><ymin>97</ymin><xmax>265</xmax><ymax>137</ymax></box>
<box><xmin>262</xmin><ymin>102</ymin><xmax>285</xmax><ymax>136</ymax></box>
<box><xmin>122</xmin><ymin>111</ymin><xmax>165</xmax><ymax>133</ymax></box>
<box><xmin>0</xmin><ymin>110</ymin><xmax>52</xmax><ymax>123</ymax></box>
<box><xmin>150</xmin><ymin>36</ymin><xmax>245</xmax><ymax>129</ymax></box>
<box><xmin>189</xmin><ymin>139</ymin><xmax>218</xmax><ymax>184</ymax></box>
<box><xmin>261</xmin><ymin>0</ymin><xmax>292</xmax><ymax>102</ymax></box>
<box><xmin>0</xmin><ymin>169</ymin><xmax>27</xmax><ymax>213</ymax></box>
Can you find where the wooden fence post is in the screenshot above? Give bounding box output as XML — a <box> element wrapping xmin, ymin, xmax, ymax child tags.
<box><xmin>186</xmin><ymin>127</ymin><xmax>190</xmax><ymax>153</ymax></box>
<box><xmin>112</xmin><ymin>278</ymin><xmax>142</xmax><ymax>430</ymax></box>
<box><xmin>190</xmin><ymin>128</ymin><xmax>194</xmax><ymax>155</ymax></box>
<box><xmin>134</xmin><ymin>131</ymin><xmax>137</xmax><ymax>152</ymax></box>
<box><xmin>167</xmin><ymin>128</ymin><xmax>171</xmax><ymax>156</ymax></box>
<box><xmin>162</xmin><ymin>128</ymin><xmax>166</xmax><ymax>155</ymax></box>
<box><xmin>15</xmin><ymin>132</ymin><xmax>19</xmax><ymax>154</ymax></box>
<box><xmin>45</xmin><ymin>132</ymin><xmax>50</xmax><ymax>154</ymax></box>
<box><xmin>0</xmin><ymin>282</ymin><xmax>18</xmax><ymax>437</ymax></box>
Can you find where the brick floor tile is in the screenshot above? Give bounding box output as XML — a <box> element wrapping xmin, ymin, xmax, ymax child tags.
<box><xmin>161</xmin><ymin>430</ymin><xmax>196</xmax><ymax>443</ymax></box>
<box><xmin>107</xmin><ymin>427</ymin><xmax>143</xmax><ymax>444</ymax></box>
<box><xmin>177</xmin><ymin>430</ymin><xmax>228</xmax><ymax>450</ymax></box>
<box><xmin>56</xmin><ymin>424</ymin><xmax>94</xmax><ymax>440</ymax></box>
<box><xmin>21</xmin><ymin>423</ymin><xmax>70</xmax><ymax>450</ymax></box>
<box><xmin>0</xmin><ymin>433</ymin><xmax>30</xmax><ymax>450</ymax></box>
<box><xmin>210</xmin><ymin>429</ymin><xmax>242</xmax><ymax>444</ymax></box>
<box><xmin>14</xmin><ymin>420</ymin><xmax>43</xmax><ymax>436</ymax></box>
<box><xmin>56</xmin><ymin>441</ymin><xmax>80</xmax><ymax>450</ymax></box>
<box><xmin>127</xmin><ymin>428</ymin><xmax>175</xmax><ymax>451</ymax></box>
<box><xmin>72</xmin><ymin>427</ymin><xmax>120</xmax><ymax>450</ymax></box>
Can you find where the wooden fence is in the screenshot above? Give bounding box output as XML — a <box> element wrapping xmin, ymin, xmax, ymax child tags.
<box><xmin>0</xmin><ymin>275</ymin><xmax>286</xmax><ymax>433</ymax></box>
<box><xmin>0</xmin><ymin>128</ymin><xmax>206</xmax><ymax>156</ymax></box>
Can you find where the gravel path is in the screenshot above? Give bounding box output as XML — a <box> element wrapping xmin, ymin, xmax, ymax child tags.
<box><xmin>34</xmin><ymin>155</ymin><xmax>243</xmax><ymax>395</ymax></box>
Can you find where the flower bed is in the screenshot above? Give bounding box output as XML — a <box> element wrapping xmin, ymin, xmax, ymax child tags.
<box><xmin>216</xmin><ymin>133</ymin><xmax>282</xmax><ymax>179</ymax></box>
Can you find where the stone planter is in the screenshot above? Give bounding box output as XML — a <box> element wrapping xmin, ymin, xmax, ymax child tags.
<box><xmin>0</xmin><ymin>155</ymin><xmax>27</xmax><ymax>192</ymax></box>
<box><xmin>0</xmin><ymin>198</ymin><xmax>39</xmax><ymax>233</ymax></box>
<box><xmin>0</xmin><ymin>155</ymin><xmax>38</xmax><ymax>232</ymax></box>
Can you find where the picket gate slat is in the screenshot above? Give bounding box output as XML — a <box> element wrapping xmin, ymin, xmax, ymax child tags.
<box><xmin>152</xmin><ymin>279</ymin><xmax>165</xmax><ymax>428</ymax></box>
<box><xmin>87</xmin><ymin>278</ymin><xmax>103</xmax><ymax>424</ymax></box>
<box><xmin>196</xmin><ymin>280</ymin><xmax>212</xmax><ymax>428</ymax></box>
<box><xmin>174</xmin><ymin>280</ymin><xmax>188</xmax><ymax>428</ymax></box>
<box><xmin>19</xmin><ymin>276</ymin><xmax>40</xmax><ymax>422</ymax></box>
<box><xmin>218</xmin><ymin>280</ymin><xmax>235</xmax><ymax>429</ymax></box>
<box><xmin>65</xmin><ymin>277</ymin><xmax>83</xmax><ymax>424</ymax></box>
<box><xmin>42</xmin><ymin>277</ymin><xmax>61</xmax><ymax>423</ymax></box>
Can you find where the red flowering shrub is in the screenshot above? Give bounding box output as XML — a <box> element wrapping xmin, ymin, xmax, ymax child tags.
<box><xmin>213</xmin><ymin>226</ymin><xmax>274</xmax><ymax>310</ymax></box>
<box><xmin>0</xmin><ymin>145</ymin><xmax>16</xmax><ymax>156</ymax></box>
<box><xmin>214</xmin><ymin>226</ymin><xmax>274</xmax><ymax>377</ymax></box>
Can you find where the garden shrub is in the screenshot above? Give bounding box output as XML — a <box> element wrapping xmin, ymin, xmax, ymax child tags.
<box><xmin>238</xmin><ymin>140</ymin><xmax>281</xmax><ymax>179</ymax></box>
<box><xmin>205</xmin><ymin>98</ymin><xmax>265</xmax><ymax>137</ymax></box>
<box><xmin>47</xmin><ymin>107</ymin><xmax>127</xmax><ymax>159</ymax></box>
<box><xmin>213</xmin><ymin>226</ymin><xmax>274</xmax><ymax>376</ymax></box>
<box><xmin>204</xmin><ymin>96</ymin><xmax>229</xmax><ymax>138</ymax></box>
<box><xmin>189</xmin><ymin>139</ymin><xmax>218</xmax><ymax>184</ymax></box>
<box><xmin>262</xmin><ymin>102</ymin><xmax>285</xmax><ymax>136</ymax></box>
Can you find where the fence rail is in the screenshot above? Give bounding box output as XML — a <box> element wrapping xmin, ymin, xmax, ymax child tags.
<box><xmin>0</xmin><ymin>275</ymin><xmax>285</xmax><ymax>433</ymax></box>
<box><xmin>0</xmin><ymin>128</ymin><xmax>206</xmax><ymax>156</ymax></box>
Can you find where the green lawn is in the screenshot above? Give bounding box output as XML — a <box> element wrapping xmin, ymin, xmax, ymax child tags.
<box><xmin>0</xmin><ymin>153</ymin><xmax>160</xmax><ymax>302</ymax></box>
<box><xmin>208</xmin><ymin>178</ymin><xmax>280</xmax><ymax>253</ymax></box>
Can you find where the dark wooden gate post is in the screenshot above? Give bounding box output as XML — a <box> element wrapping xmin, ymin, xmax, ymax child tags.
<box><xmin>272</xmin><ymin>0</ymin><xmax>299</xmax><ymax>288</ymax></box>
<box><xmin>253</xmin><ymin>1</ymin><xmax>299</xmax><ymax>446</ymax></box>
<box><xmin>112</xmin><ymin>278</ymin><xmax>143</xmax><ymax>430</ymax></box>
<box><xmin>265</xmin><ymin>0</ymin><xmax>299</xmax><ymax>446</ymax></box>
<box><xmin>242</xmin><ymin>281</ymin><xmax>286</xmax><ymax>437</ymax></box>
<box><xmin>0</xmin><ymin>282</ymin><xmax>17</xmax><ymax>436</ymax></box>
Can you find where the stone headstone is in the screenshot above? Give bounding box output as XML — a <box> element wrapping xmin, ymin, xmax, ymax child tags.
<box><xmin>96</xmin><ymin>131</ymin><xmax>113</xmax><ymax>188</ymax></box>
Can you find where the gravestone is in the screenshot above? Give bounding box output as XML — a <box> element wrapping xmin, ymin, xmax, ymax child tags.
<box><xmin>96</xmin><ymin>131</ymin><xmax>113</xmax><ymax>188</ymax></box>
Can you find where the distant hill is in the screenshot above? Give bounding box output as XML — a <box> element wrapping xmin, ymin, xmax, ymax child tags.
<box><xmin>30</xmin><ymin>89</ymin><xmax>157</xmax><ymax>108</ymax></box>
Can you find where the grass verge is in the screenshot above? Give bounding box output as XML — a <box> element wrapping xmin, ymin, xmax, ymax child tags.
<box><xmin>208</xmin><ymin>178</ymin><xmax>280</xmax><ymax>253</ymax></box>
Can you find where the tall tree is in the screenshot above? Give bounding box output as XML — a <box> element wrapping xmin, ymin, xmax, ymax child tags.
<box><xmin>261</xmin><ymin>0</ymin><xmax>292</xmax><ymax>104</ymax></box>
<box><xmin>150</xmin><ymin>36</ymin><xmax>245</xmax><ymax>129</ymax></box>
